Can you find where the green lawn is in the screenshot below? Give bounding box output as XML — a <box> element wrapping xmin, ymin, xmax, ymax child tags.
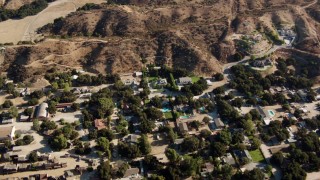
<box><xmin>249</xmin><ymin>149</ymin><xmax>265</xmax><ymax>163</ymax></box>
<box><xmin>164</xmin><ymin>112</ymin><xmax>173</xmax><ymax>119</ymax></box>
<box><xmin>148</xmin><ymin>77</ymin><xmax>158</xmax><ymax>82</ymax></box>
<box><xmin>191</xmin><ymin>76</ymin><xmax>200</xmax><ymax>83</ymax></box>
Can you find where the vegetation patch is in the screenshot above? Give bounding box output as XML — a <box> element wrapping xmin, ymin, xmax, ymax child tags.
<box><xmin>249</xmin><ymin>149</ymin><xmax>265</xmax><ymax>163</ymax></box>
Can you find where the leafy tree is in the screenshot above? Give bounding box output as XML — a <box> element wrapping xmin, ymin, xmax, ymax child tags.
<box><xmin>96</xmin><ymin>137</ymin><xmax>111</xmax><ymax>158</ymax></box>
<box><xmin>24</xmin><ymin>108</ymin><xmax>33</xmax><ymax>116</ymax></box>
<box><xmin>217</xmin><ymin>129</ymin><xmax>232</xmax><ymax>145</ymax></box>
<box><xmin>251</xmin><ymin>137</ymin><xmax>261</xmax><ymax>150</ymax></box>
<box><xmin>23</xmin><ymin>135</ymin><xmax>34</xmax><ymax>144</ymax></box>
<box><xmin>282</xmin><ymin>162</ymin><xmax>306</xmax><ymax>180</ymax></box>
<box><xmin>200</xmin><ymin>129</ymin><xmax>212</xmax><ymax>139</ymax></box>
<box><xmin>180</xmin><ymin>155</ymin><xmax>203</xmax><ymax>177</ymax></box>
<box><xmin>211</xmin><ymin>142</ymin><xmax>227</xmax><ymax>157</ymax></box>
<box><xmin>118</xmin><ymin>142</ymin><xmax>141</xmax><ymax>159</ymax></box>
<box><xmin>165</xmin><ymin>148</ymin><xmax>179</xmax><ymax>163</ymax></box>
<box><xmin>28</xmin><ymin>98</ymin><xmax>39</xmax><ymax>106</ymax></box>
<box><xmin>28</xmin><ymin>151</ymin><xmax>38</xmax><ymax>162</ymax></box>
<box><xmin>30</xmin><ymin>90</ymin><xmax>44</xmax><ymax>99</ymax></box>
<box><xmin>8</xmin><ymin>106</ymin><xmax>18</xmax><ymax>118</ymax></box>
<box><xmin>71</xmin><ymin>103</ymin><xmax>80</xmax><ymax>111</ymax></box>
<box><xmin>41</xmin><ymin>120</ymin><xmax>57</xmax><ymax>131</ymax></box>
<box><xmin>232</xmin><ymin>131</ymin><xmax>244</xmax><ymax>144</ymax></box>
<box><xmin>2</xmin><ymin>100</ymin><xmax>13</xmax><ymax>108</ymax></box>
<box><xmin>98</xmin><ymin>129</ymin><xmax>115</xmax><ymax>141</ymax></box>
<box><xmin>242</xmin><ymin>168</ymin><xmax>265</xmax><ymax>180</ymax></box>
<box><xmin>32</xmin><ymin>119</ymin><xmax>40</xmax><ymax>131</ymax></box>
<box><xmin>150</xmin><ymin>96</ymin><xmax>162</xmax><ymax>108</ymax></box>
<box><xmin>98</xmin><ymin>161</ymin><xmax>112</xmax><ymax>180</ymax></box>
<box><xmin>232</xmin><ymin>98</ymin><xmax>244</xmax><ymax>108</ymax></box>
<box><xmin>50</xmin><ymin>134</ymin><xmax>68</xmax><ymax>151</ymax></box>
<box><xmin>144</xmin><ymin>155</ymin><xmax>162</xmax><ymax>171</ymax></box>
<box><xmin>138</xmin><ymin>134</ymin><xmax>151</xmax><ymax>155</ymax></box>
<box><xmin>181</xmin><ymin>136</ymin><xmax>200</xmax><ymax>152</ymax></box>
<box><xmin>214</xmin><ymin>73</ymin><xmax>224</xmax><ymax>81</ymax></box>
<box><xmin>271</xmin><ymin>152</ymin><xmax>284</xmax><ymax>165</ymax></box>
<box><xmin>144</xmin><ymin>107</ymin><xmax>163</xmax><ymax>120</ymax></box>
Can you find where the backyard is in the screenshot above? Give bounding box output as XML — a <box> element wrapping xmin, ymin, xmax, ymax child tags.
<box><xmin>249</xmin><ymin>149</ymin><xmax>265</xmax><ymax>163</ymax></box>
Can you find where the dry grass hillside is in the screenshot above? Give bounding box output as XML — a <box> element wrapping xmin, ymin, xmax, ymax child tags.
<box><xmin>4</xmin><ymin>0</ymin><xmax>35</xmax><ymax>9</ymax></box>
<box><xmin>1</xmin><ymin>0</ymin><xmax>320</xmax><ymax>82</ymax></box>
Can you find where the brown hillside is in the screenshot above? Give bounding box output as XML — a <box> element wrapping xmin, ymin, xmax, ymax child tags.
<box><xmin>2</xmin><ymin>0</ymin><xmax>320</xmax><ymax>81</ymax></box>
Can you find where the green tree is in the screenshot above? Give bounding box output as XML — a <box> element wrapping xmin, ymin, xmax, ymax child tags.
<box><xmin>138</xmin><ymin>134</ymin><xmax>151</xmax><ymax>155</ymax></box>
<box><xmin>165</xmin><ymin>148</ymin><xmax>179</xmax><ymax>163</ymax></box>
<box><xmin>181</xmin><ymin>136</ymin><xmax>200</xmax><ymax>152</ymax></box>
<box><xmin>50</xmin><ymin>134</ymin><xmax>68</xmax><ymax>151</ymax></box>
<box><xmin>8</xmin><ymin>106</ymin><xmax>18</xmax><ymax>118</ymax></box>
<box><xmin>211</xmin><ymin>142</ymin><xmax>227</xmax><ymax>157</ymax></box>
<box><xmin>251</xmin><ymin>137</ymin><xmax>261</xmax><ymax>150</ymax></box>
<box><xmin>23</xmin><ymin>135</ymin><xmax>34</xmax><ymax>144</ymax></box>
<box><xmin>218</xmin><ymin>129</ymin><xmax>232</xmax><ymax>145</ymax></box>
<box><xmin>28</xmin><ymin>98</ymin><xmax>39</xmax><ymax>106</ymax></box>
<box><xmin>98</xmin><ymin>161</ymin><xmax>112</xmax><ymax>180</ymax></box>
<box><xmin>2</xmin><ymin>100</ymin><xmax>13</xmax><ymax>108</ymax></box>
<box><xmin>96</xmin><ymin>137</ymin><xmax>111</xmax><ymax>158</ymax></box>
<box><xmin>71</xmin><ymin>103</ymin><xmax>80</xmax><ymax>111</ymax></box>
<box><xmin>24</xmin><ymin>108</ymin><xmax>33</xmax><ymax>116</ymax></box>
<box><xmin>28</xmin><ymin>151</ymin><xmax>38</xmax><ymax>162</ymax></box>
<box><xmin>32</xmin><ymin>119</ymin><xmax>40</xmax><ymax>131</ymax></box>
<box><xmin>271</xmin><ymin>152</ymin><xmax>284</xmax><ymax>165</ymax></box>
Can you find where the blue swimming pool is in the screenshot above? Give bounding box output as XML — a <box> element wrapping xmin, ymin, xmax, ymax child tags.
<box><xmin>161</xmin><ymin>108</ymin><xmax>171</xmax><ymax>113</ymax></box>
<box><xmin>268</xmin><ymin>110</ymin><xmax>275</xmax><ymax>117</ymax></box>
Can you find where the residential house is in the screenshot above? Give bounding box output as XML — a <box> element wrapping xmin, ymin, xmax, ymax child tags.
<box><xmin>211</xmin><ymin>118</ymin><xmax>225</xmax><ymax>130</ymax></box>
<box><xmin>94</xmin><ymin>119</ymin><xmax>106</xmax><ymax>130</ymax></box>
<box><xmin>35</xmin><ymin>103</ymin><xmax>49</xmax><ymax>120</ymax></box>
<box><xmin>1</xmin><ymin>117</ymin><xmax>13</xmax><ymax>124</ymax></box>
<box><xmin>156</xmin><ymin>79</ymin><xmax>167</xmax><ymax>86</ymax></box>
<box><xmin>256</xmin><ymin>106</ymin><xmax>274</xmax><ymax>125</ymax></box>
<box><xmin>134</xmin><ymin>72</ymin><xmax>143</xmax><ymax>77</ymax></box>
<box><xmin>123</xmin><ymin>168</ymin><xmax>140</xmax><ymax>178</ymax></box>
<box><xmin>122</xmin><ymin>134</ymin><xmax>140</xmax><ymax>144</ymax></box>
<box><xmin>233</xmin><ymin>150</ymin><xmax>252</xmax><ymax>163</ymax></box>
<box><xmin>3</xmin><ymin>164</ymin><xmax>18</xmax><ymax>174</ymax></box>
<box><xmin>250</xmin><ymin>59</ymin><xmax>272</xmax><ymax>68</ymax></box>
<box><xmin>297</xmin><ymin>90</ymin><xmax>307</xmax><ymax>101</ymax></box>
<box><xmin>201</xmin><ymin>162</ymin><xmax>214</xmax><ymax>177</ymax></box>
<box><xmin>19</xmin><ymin>114</ymin><xmax>30</xmax><ymax>122</ymax></box>
<box><xmin>178</xmin><ymin>122</ymin><xmax>189</xmax><ymax>134</ymax></box>
<box><xmin>221</xmin><ymin>153</ymin><xmax>236</xmax><ymax>166</ymax></box>
<box><xmin>18</xmin><ymin>164</ymin><xmax>30</xmax><ymax>172</ymax></box>
<box><xmin>0</xmin><ymin>126</ymin><xmax>15</xmax><ymax>141</ymax></box>
<box><xmin>178</xmin><ymin>77</ymin><xmax>192</xmax><ymax>85</ymax></box>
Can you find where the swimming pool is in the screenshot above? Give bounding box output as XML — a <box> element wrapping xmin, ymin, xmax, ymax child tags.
<box><xmin>180</xmin><ymin>115</ymin><xmax>190</xmax><ymax>119</ymax></box>
<box><xmin>268</xmin><ymin>110</ymin><xmax>275</xmax><ymax>117</ymax></box>
<box><xmin>161</xmin><ymin>108</ymin><xmax>171</xmax><ymax>113</ymax></box>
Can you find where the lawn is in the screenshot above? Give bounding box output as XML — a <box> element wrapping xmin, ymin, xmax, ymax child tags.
<box><xmin>249</xmin><ymin>149</ymin><xmax>265</xmax><ymax>163</ymax></box>
<box><xmin>164</xmin><ymin>112</ymin><xmax>173</xmax><ymax>119</ymax></box>
<box><xmin>148</xmin><ymin>77</ymin><xmax>158</xmax><ymax>82</ymax></box>
<box><xmin>191</xmin><ymin>76</ymin><xmax>200</xmax><ymax>83</ymax></box>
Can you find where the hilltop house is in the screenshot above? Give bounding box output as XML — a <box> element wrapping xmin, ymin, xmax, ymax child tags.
<box><xmin>178</xmin><ymin>77</ymin><xmax>192</xmax><ymax>85</ymax></box>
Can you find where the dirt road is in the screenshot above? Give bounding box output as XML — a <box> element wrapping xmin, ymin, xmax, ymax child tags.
<box><xmin>0</xmin><ymin>0</ymin><xmax>104</xmax><ymax>44</ymax></box>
